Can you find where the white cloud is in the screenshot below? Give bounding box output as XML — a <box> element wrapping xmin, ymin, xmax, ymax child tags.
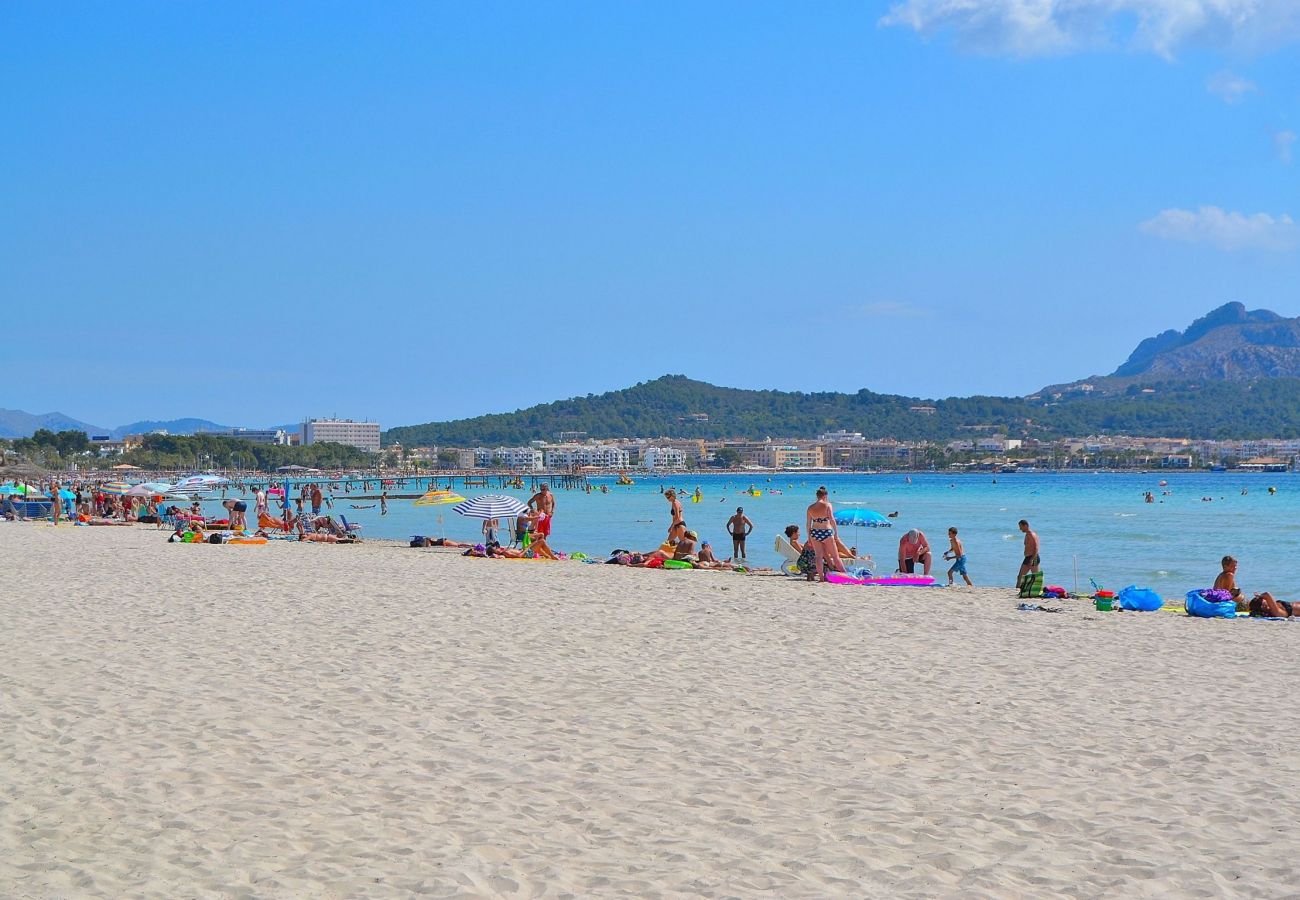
<box><xmin>1275</xmin><ymin>129</ymin><xmax>1296</xmax><ymax>164</ymax></box>
<box><xmin>880</xmin><ymin>0</ymin><xmax>1300</xmax><ymax>59</ymax></box>
<box><xmin>1139</xmin><ymin>205</ymin><xmax>1297</xmax><ymax>251</ymax></box>
<box><xmin>1206</xmin><ymin>70</ymin><xmax>1256</xmax><ymax>103</ymax></box>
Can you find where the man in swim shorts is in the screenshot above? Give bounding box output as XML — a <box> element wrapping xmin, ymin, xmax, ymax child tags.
<box><xmin>897</xmin><ymin>529</ymin><xmax>932</xmax><ymax>575</ymax></box>
<box><xmin>1017</xmin><ymin>519</ymin><xmax>1040</xmax><ymax>588</ymax></box>
<box><xmin>528</xmin><ymin>484</ymin><xmax>555</xmax><ymax>537</ymax></box>
<box><xmin>726</xmin><ymin>507</ymin><xmax>753</xmax><ymax>560</ymax></box>
<box><xmin>222</xmin><ymin>498</ymin><xmax>248</xmax><ymax>531</ymax></box>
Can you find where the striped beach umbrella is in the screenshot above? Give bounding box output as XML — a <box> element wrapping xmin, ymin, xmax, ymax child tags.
<box><xmin>100</xmin><ymin>481</ymin><xmax>133</xmax><ymax>496</ymax></box>
<box><xmin>452</xmin><ymin>494</ymin><xmax>529</xmax><ymax>520</ymax></box>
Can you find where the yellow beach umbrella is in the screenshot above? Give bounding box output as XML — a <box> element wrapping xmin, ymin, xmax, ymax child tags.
<box><xmin>414</xmin><ymin>490</ymin><xmax>466</xmax><ymax>507</ymax></box>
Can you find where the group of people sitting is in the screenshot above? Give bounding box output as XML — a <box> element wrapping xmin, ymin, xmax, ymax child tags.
<box><xmin>1214</xmin><ymin>555</ymin><xmax>1296</xmax><ymax>617</ymax></box>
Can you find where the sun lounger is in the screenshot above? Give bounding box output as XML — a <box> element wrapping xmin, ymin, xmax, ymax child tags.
<box><xmin>773</xmin><ymin>535</ymin><xmax>803</xmax><ymax>577</ymax></box>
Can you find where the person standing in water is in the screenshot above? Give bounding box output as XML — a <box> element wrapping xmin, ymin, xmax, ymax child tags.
<box><xmin>664</xmin><ymin>489</ymin><xmax>685</xmax><ymax>542</ymax></box>
<box><xmin>726</xmin><ymin>506</ymin><xmax>753</xmax><ymax>560</ymax></box>
<box><xmin>380</xmin><ymin>491</ymin><xmax>388</xmax><ymax>516</ymax></box>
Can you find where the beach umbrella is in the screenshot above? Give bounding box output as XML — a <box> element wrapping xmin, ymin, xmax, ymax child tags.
<box><xmin>414</xmin><ymin>489</ymin><xmax>466</xmax><ymax>507</ymax></box>
<box><xmin>125</xmin><ymin>483</ymin><xmax>158</xmax><ymax>497</ymax></box>
<box><xmin>834</xmin><ymin>508</ymin><xmax>892</xmax><ymax>528</ymax></box>
<box><xmin>57</xmin><ymin>489</ymin><xmax>76</xmax><ymax>500</ymax></box>
<box><xmin>452</xmin><ymin>494</ymin><xmax>529</xmax><ymax>520</ymax></box>
<box><xmin>172</xmin><ymin>474</ymin><xmax>227</xmax><ymax>491</ymax></box>
<box><xmin>0</xmin><ymin>482</ymin><xmax>38</xmax><ymax>495</ymax></box>
<box><xmin>100</xmin><ymin>481</ymin><xmax>133</xmax><ymax>496</ymax></box>
<box><xmin>835</xmin><ymin>507</ymin><xmax>891</xmax><ymax>557</ymax></box>
<box><xmin>0</xmin><ymin>463</ymin><xmax>51</xmax><ymax>482</ymax></box>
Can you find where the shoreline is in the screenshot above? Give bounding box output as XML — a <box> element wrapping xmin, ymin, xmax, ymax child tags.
<box><xmin>3</xmin><ymin>524</ymin><xmax>1298</xmax><ymax>897</ymax></box>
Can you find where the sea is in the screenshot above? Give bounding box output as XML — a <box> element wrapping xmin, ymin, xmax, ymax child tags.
<box><xmin>194</xmin><ymin>471</ymin><xmax>1300</xmax><ymax>599</ymax></box>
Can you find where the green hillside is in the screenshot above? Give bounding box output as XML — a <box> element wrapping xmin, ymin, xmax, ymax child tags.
<box><xmin>383</xmin><ymin>375</ymin><xmax>1300</xmax><ymax>446</ymax></box>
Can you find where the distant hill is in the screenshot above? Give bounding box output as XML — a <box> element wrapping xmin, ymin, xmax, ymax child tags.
<box><xmin>0</xmin><ymin>408</ymin><xmax>106</xmax><ymax>439</ymax></box>
<box><xmin>1044</xmin><ymin>302</ymin><xmax>1300</xmax><ymax>396</ymax></box>
<box><xmin>383</xmin><ymin>374</ymin><xmax>1300</xmax><ymax>444</ymax></box>
<box><xmin>111</xmin><ymin>418</ymin><xmax>232</xmax><ymax>439</ymax></box>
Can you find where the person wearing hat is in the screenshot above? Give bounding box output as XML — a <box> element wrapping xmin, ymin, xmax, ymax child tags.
<box><xmin>673</xmin><ymin>530</ymin><xmax>699</xmax><ymax>562</ymax></box>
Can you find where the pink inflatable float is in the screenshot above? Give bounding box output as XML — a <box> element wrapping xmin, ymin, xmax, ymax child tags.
<box><xmin>826</xmin><ymin>572</ymin><xmax>936</xmax><ymax>587</ymax></box>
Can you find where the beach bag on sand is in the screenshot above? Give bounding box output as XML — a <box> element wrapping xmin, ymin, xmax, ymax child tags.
<box><xmin>1018</xmin><ymin>571</ymin><xmax>1044</xmax><ymax>598</ymax></box>
<box><xmin>1118</xmin><ymin>586</ymin><xmax>1162</xmax><ymax>611</ymax></box>
<box><xmin>1185</xmin><ymin>589</ymin><xmax>1236</xmax><ymax>618</ymax></box>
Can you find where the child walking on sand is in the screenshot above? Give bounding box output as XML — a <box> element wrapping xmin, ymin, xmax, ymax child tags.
<box><xmin>944</xmin><ymin>527</ymin><xmax>973</xmax><ymax>586</ymax></box>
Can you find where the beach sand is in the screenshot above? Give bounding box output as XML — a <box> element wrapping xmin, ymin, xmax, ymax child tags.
<box><xmin>2</xmin><ymin>525</ymin><xmax>1297</xmax><ymax>898</ymax></box>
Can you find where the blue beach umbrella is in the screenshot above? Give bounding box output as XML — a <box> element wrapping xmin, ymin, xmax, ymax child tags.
<box><xmin>835</xmin><ymin>508</ymin><xmax>892</xmax><ymax>528</ymax></box>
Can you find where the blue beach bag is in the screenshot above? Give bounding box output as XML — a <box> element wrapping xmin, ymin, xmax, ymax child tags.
<box><xmin>1185</xmin><ymin>589</ymin><xmax>1237</xmax><ymax>619</ymax></box>
<box><xmin>1118</xmin><ymin>586</ymin><xmax>1163</xmax><ymax>612</ymax></box>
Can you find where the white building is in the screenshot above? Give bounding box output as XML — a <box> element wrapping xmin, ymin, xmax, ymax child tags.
<box><xmin>642</xmin><ymin>447</ymin><xmax>687</xmax><ymax>470</ymax></box>
<box><xmin>204</xmin><ymin>428</ymin><xmax>292</xmax><ymax>445</ymax></box>
<box><xmin>976</xmin><ymin>437</ymin><xmax>1022</xmax><ymax>453</ymax></box>
<box><xmin>544</xmin><ymin>443</ymin><xmax>631</xmax><ymax>470</ymax></box>
<box><xmin>301</xmin><ymin>419</ymin><xmax>381</xmax><ymax>452</ymax></box>
<box><xmin>818</xmin><ymin>430</ymin><xmax>865</xmax><ymax>444</ymax></box>
<box><xmin>494</xmin><ymin>447</ymin><xmax>544</xmax><ymax>471</ymax></box>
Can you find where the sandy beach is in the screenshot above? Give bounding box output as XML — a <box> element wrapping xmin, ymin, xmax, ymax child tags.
<box><xmin>2</xmin><ymin>525</ymin><xmax>1298</xmax><ymax>898</ymax></box>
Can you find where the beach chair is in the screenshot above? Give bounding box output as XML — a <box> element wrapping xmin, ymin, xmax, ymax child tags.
<box><xmin>774</xmin><ymin>535</ymin><xmax>804</xmax><ymax>576</ymax></box>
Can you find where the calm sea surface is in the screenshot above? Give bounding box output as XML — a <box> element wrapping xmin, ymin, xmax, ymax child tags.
<box><xmin>197</xmin><ymin>471</ymin><xmax>1300</xmax><ymax>599</ymax></box>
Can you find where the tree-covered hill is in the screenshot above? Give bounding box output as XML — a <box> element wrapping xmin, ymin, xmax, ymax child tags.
<box><xmin>383</xmin><ymin>375</ymin><xmax>1300</xmax><ymax>446</ymax></box>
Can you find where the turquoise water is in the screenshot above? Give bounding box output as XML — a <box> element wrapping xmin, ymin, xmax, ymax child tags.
<box><xmin>198</xmin><ymin>471</ymin><xmax>1300</xmax><ymax>598</ymax></box>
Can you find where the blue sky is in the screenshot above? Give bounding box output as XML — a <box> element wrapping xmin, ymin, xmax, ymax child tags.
<box><xmin>4</xmin><ymin>1</ymin><xmax>1299</xmax><ymax>428</ymax></box>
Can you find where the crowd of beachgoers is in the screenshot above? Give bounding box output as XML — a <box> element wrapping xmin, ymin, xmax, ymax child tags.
<box><xmin>6</xmin><ymin>467</ymin><xmax>1297</xmax><ymax>621</ymax></box>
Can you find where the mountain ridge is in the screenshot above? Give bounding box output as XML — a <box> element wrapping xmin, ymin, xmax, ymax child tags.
<box><xmin>1046</xmin><ymin>302</ymin><xmax>1300</xmax><ymax>394</ymax></box>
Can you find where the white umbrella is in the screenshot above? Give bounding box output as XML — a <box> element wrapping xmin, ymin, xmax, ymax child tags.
<box><xmin>173</xmin><ymin>474</ymin><xmax>227</xmax><ymax>491</ymax></box>
<box><xmin>452</xmin><ymin>494</ymin><xmax>529</xmax><ymax>520</ymax></box>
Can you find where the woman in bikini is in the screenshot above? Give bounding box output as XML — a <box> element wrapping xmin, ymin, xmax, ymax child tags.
<box><xmin>665</xmin><ymin>489</ymin><xmax>685</xmax><ymax>543</ymax></box>
<box><xmin>805</xmin><ymin>486</ymin><xmax>845</xmax><ymax>582</ymax></box>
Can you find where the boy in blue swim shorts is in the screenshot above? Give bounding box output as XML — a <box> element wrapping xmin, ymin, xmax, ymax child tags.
<box><xmin>945</xmin><ymin>527</ymin><xmax>973</xmax><ymax>586</ymax></box>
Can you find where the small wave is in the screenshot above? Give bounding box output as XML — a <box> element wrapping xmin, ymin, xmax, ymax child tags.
<box><xmin>1115</xmin><ymin>513</ymin><xmax>1137</xmax><ymax>517</ymax></box>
